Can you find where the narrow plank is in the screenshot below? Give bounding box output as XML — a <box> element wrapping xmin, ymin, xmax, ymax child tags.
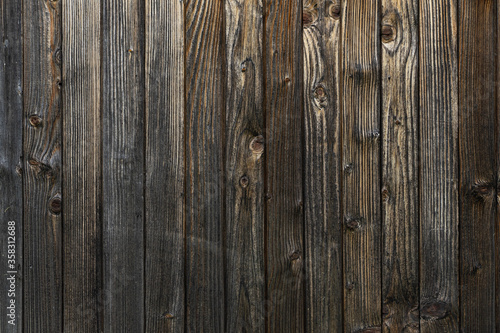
<box><xmin>458</xmin><ymin>1</ymin><xmax>496</xmax><ymax>332</ymax></box>
<box><xmin>22</xmin><ymin>0</ymin><xmax>62</xmax><ymax>330</ymax></box>
<box><xmin>62</xmin><ymin>0</ymin><xmax>102</xmax><ymax>331</ymax></box>
<box><xmin>341</xmin><ymin>0</ymin><xmax>381</xmax><ymax>331</ymax></box>
<box><xmin>102</xmin><ymin>0</ymin><xmax>145</xmax><ymax>331</ymax></box>
<box><xmin>380</xmin><ymin>0</ymin><xmax>419</xmax><ymax>332</ymax></box>
<box><xmin>144</xmin><ymin>0</ymin><xmax>185</xmax><ymax>331</ymax></box>
<box><xmin>497</xmin><ymin>3</ymin><xmax>500</xmax><ymax>330</ymax></box>
<box><xmin>303</xmin><ymin>0</ymin><xmax>342</xmax><ymax>331</ymax></box>
<box><xmin>185</xmin><ymin>0</ymin><xmax>225</xmax><ymax>330</ymax></box>
<box><xmin>225</xmin><ymin>0</ymin><xmax>265</xmax><ymax>331</ymax></box>
<box><xmin>419</xmin><ymin>0</ymin><xmax>459</xmax><ymax>331</ymax></box>
<box><xmin>264</xmin><ymin>0</ymin><xmax>304</xmax><ymax>331</ymax></box>
<box><xmin>0</xmin><ymin>1</ymin><xmax>23</xmax><ymax>331</ymax></box>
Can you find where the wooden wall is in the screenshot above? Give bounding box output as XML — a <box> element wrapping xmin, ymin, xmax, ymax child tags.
<box><xmin>1</xmin><ymin>0</ymin><xmax>499</xmax><ymax>332</ymax></box>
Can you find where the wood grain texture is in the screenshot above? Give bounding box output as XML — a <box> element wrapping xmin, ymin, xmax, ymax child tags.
<box><xmin>185</xmin><ymin>0</ymin><xmax>225</xmax><ymax>331</ymax></box>
<box><xmin>144</xmin><ymin>0</ymin><xmax>185</xmax><ymax>331</ymax></box>
<box><xmin>62</xmin><ymin>0</ymin><xmax>102</xmax><ymax>331</ymax></box>
<box><xmin>380</xmin><ymin>0</ymin><xmax>419</xmax><ymax>332</ymax></box>
<box><xmin>22</xmin><ymin>0</ymin><xmax>62</xmax><ymax>330</ymax></box>
<box><xmin>419</xmin><ymin>0</ymin><xmax>459</xmax><ymax>332</ymax></box>
<box><xmin>341</xmin><ymin>0</ymin><xmax>381</xmax><ymax>331</ymax></box>
<box><xmin>264</xmin><ymin>0</ymin><xmax>304</xmax><ymax>331</ymax></box>
<box><xmin>225</xmin><ymin>0</ymin><xmax>265</xmax><ymax>331</ymax></box>
<box><xmin>0</xmin><ymin>1</ymin><xmax>23</xmax><ymax>331</ymax></box>
<box><xmin>458</xmin><ymin>1</ymin><xmax>496</xmax><ymax>332</ymax></box>
<box><xmin>303</xmin><ymin>0</ymin><xmax>342</xmax><ymax>331</ymax></box>
<box><xmin>102</xmin><ymin>0</ymin><xmax>144</xmax><ymax>331</ymax></box>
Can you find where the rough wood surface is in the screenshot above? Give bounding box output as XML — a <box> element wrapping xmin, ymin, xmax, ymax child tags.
<box><xmin>381</xmin><ymin>0</ymin><xmax>419</xmax><ymax>332</ymax></box>
<box><xmin>303</xmin><ymin>0</ymin><xmax>342</xmax><ymax>331</ymax></box>
<box><xmin>22</xmin><ymin>0</ymin><xmax>62</xmax><ymax>330</ymax></box>
<box><xmin>419</xmin><ymin>1</ymin><xmax>459</xmax><ymax>332</ymax></box>
<box><xmin>0</xmin><ymin>1</ymin><xmax>23</xmax><ymax>331</ymax></box>
<box><xmin>102</xmin><ymin>0</ymin><xmax>144</xmax><ymax>331</ymax></box>
<box><xmin>458</xmin><ymin>1</ymin><xmax>496</xmax><ymax>332</ymax></box>
<box><xmin>185</xmin><ymin>0</ymin><xmax>225</xmax><ymax>331</ymax></box>
<box><xmin>62</xmin><ymin>0</ymin><xmax>102</xmax><ymax>331</ymax></box>
<box><xmin>225</xmin><ymin>0</ymin><xmax>265</xmax><ymax>331</ymax></box>
<box><xmin>144</xmin><ymin>0</ymin><xmax>185</xmax><ymax>331</ymax></box>
<box><xmin>341</xmin><ymin>0</ymin><xmax>381</xmax><ymax>331</ymax></box>
<box><xmin>264</xmin><ymin>0</ymin><xmax>304</xmax><ymax>331</ymax></box>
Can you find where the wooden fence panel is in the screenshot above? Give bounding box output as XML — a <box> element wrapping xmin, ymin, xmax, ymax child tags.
<box><xmin>62</xmin><ymin>1</ymin><xmax>102</xmax><ymax>331</ymax></box>
<box><xmin>303</xmin><ymin>0</ymin><xmax>342</xmax><ymax>331</ymax></box>
<box><xmin>22</xmin><ymin>0</ymin><xmax>62</xmax><ymax>331</ymax></box>
<box><xmin>224</xmin><ymin>0</ymin><xmax>265</xmax><ymax>331</ymax></box>
<box><xmin>0</xmin><ymin>1</ymin><xmax>23</xmax><ymax>331</ymax></box>
<box><xmin>381</xmin><ymin>0</ymin><xmax>419</xmax><ymax>332</ymax></box>
<box><xmin>144</xmin><ymin>0</ymin><xmax>185</xmax><ymax>331</ymax></box>
<box><xmin>419</xmin><ymin>0</ymin><xmax>459</xmax><ymax>332</ymax></box>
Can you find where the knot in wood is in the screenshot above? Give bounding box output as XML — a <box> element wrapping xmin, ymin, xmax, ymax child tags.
<box><xmin>420</xmin><ymin>300</ymin><xmax>450</xmax><ymax>320</ymax></box>
<box><xmin>239</xmin><ymin>175</ymin><xmax>249</xmax><ymax>188</ymax></box>
<box><xmin>249</xmin><ymin>135</ymin><xmax>264</xmax><ymax>154</ymax></box>
<box><xmin>29</xmin><ymin>115</ymin><xmax>42</xmax><ymax>127</ymax></box>
<box><xmin>49</xmin><ymin>195</ymin><xmax>62</xmax><ymax>215</ymax></box>
<box><xmin>328</xmin><ymin>2</ymin><xmax>341</xmax><ymax>19</ymax></box>
<box><xmin>381</xmin><ymin>24</ymin><xmax>395</xmax><ymax>43</ymax></box>
<box><xmin>289</xmin><ymin>250</ymin><xmax>301</xmax><ymax>261</ymax></box>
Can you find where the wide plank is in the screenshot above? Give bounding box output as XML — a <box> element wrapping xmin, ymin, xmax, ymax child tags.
<box><xmin>102</xmin><ymin>0</ymin><xmax>145</xmax><ymax>331</ymax></box>
<box><xmin>303</xmin><ymin>0</ymin><xmax>342</xmax><ymax>331</ymax></box>
<box><xmin>380</xmin><ymin>0</ymin><xmax>419</xmax><ymax>331</ymax></box>
<box><xmin>185</xmin><ymin>0</ymin><xmax>225</xmax><ymax>330</ymax></box>
<box><xmin>22</xmin><ymin>0</ymin><xmax>62</xmax><ymax>330</ymax></box>
<box><xmin>144</xmin><ymin>0</ymin><xmax>185</xmax><ymax>331</ymax></box>
<box><xmin>62</xmin><ymin>0</ymin><xmax>102</xmax><ymax>331</ymax></box>
<box><xmin>225</xmin><ymin>0</ymin><xmax>265</xmax><ymax>331</ymax></box>
<box><xmin>341</xmin><ymin>0</ymin><xmax>382</xmax><ymax>331</ymax></box>
<box><xmin>419</xmin><ymin>0</ymin><xmax>459</xmax><ymax>331</ymax></box>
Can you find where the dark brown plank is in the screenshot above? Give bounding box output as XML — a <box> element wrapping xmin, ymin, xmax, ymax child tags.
<box><xmin>341</xmin><ymin>0</ymin><xmax>381</xmax><ymax>331</ymax></box>
<box><xmin>419</xmin><ymin>0</ymin><xmax>459</xmax><ymax>331</ymax></box>
<box><xmin>0</xmin><ymin>1</ymin><xmax>23</xmax><ymax>331</ymax></box>
<box><xmin>144</xmin><ymin>0</ymin><xmax>185</xmax><ymax>331</ymax></box>
<box><xmin>102</xmin><ymin>0</ymin><xmax>145</xmax><ymax>331</ymax></box>
<box><xmin>22</xmin><ymin>0</ymin><xmax>62</xmax><ymax>330</ymax></box>
<box><xmin>185</xmin><ymin>0</ymin><xmax>225</xmax><ymax>331</ymax></box>
<box><xmin>380</xmin><ymin>0</ymin><xmax>419</xmax><ymax>332</ymax></box>
<box><xmin>62</xmin><ymin>0</ymin><xmax>102</xmax><ymax>331</ymax></box>
<box><xmin>458</xmin><ymin>1</ymin><xmax>496</xmax><ymax>332</ymax></box>
<box><xmin>225</xmin><ymin>0</ymin><xmax>265</xmax><ymax>331</ymax></box>
<box><xmin>303</xmin><ymin>0</ymin><xmax>342</xmax><ymax>331</ymax></box>
<box><xmin>264</xmin><ymin>0</ymin><xmax>304</xmax><ymax>331</ymax></box>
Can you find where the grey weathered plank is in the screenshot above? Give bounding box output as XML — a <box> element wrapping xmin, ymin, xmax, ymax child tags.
<box><xmin>0</xmin><ymin>1</ymin><xmax>23</xmax><ymax>331</ymax></box>
<box><xmin>341</xmin><ymin>0</ymin><xmax>382</xmax><ymax>331</ymax></box>
<box><xmin>225</xmin><ymin>0</ymin><xmax>265</xmax><ymax>331</ymax></box>
<box><xmin>419</xmin><ymin>0</ymin><xmax>459</xmax><ymax>332</ymax></box>
<box><xmin>102</xmin><ymin>0</ymin><xmax>145</xmax><ymax>331</ymax></box>
<box><xmin>380</xmin><ymin>0</ymin><xmax>419</xmax><ymax>332</ymax></box>
<box><xmin>185</xmin><ymin>0</ymin><xmax>225</xmax><ymax>331</ymax></box>
<box><xmin>303</xmin><ymin>0</ymin><xmax>342</xmax><ymax>331</ymax></box>
<box><xmin>264</xmin><ymin>0</ymin><xmax>304</xmax><ymax>331</ymax></box>
<box><xmin>22</xmin><ymin>0</ymin><xmax>62</xmax><ymax>330</ymax></box>
<box><xmin>144</xmin><ymin>0</ymin><xmax>185</xmax><ymax>331</ymax></box>
<box><xmin>458</xmin><ymin>1</ymin><xmax>496</xmax><ymax>332</ymax></box>
<box><xmin>62</xmin><ymin>0</ymin><xmax>102</xmax><ymax>331</ymax></box>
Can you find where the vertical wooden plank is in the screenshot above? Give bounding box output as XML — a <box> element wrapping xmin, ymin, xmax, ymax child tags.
<box><xmin>419</xmin><ymin>0</ymin><xmax>459</xmax><ymax>331</ymax></box>
<box><xmin>264</xmin><ymin>0</ymin><xmax>304</xmax><ymax>331</ymax></box>
<box><xmin>0</xmin><ymin>1</ymin><xmax>23</xmax><ymax>331</ymax></box>
<box><xmin>185</xmin><ymin>0</ymin><xmax>225</xmax><ymax>331</ymax></box>
<box><xmin>380</xmin><ymin>0</ymin><xmax>419</xmax><ymax>332</ymax></box>
<box><xmin>303</xmin><ymin>0</ymin><xmax>342</xmax><ymax>331</ymax></box>
<box><xmin>225</xmin><ymin>0</ymin><xmax>265</xmax><ymax>331</ymax></box>
<box><xmin>458</xmin><ymin>1</ymin><xmax>496</xmax><ymax>332</ymax></box>
<box><xmin>102</xmin><ymin>0</ymin><xmax>145</xmax><ymax>331</ymax></box>
<box><xmin>144</xmin><ymin>0</ymin><xmax>184</xmax><ymax>331</ymax></box>
<box><xmin>22</xmin><ymin>0</ymin><xmax>62</xmax><ymax>330</ymax></box>
<box><xmin>341</xmin><ymin>0</ymin><xmax>381</xmax><ymax>331</ymax></box>
<box><xmin>62</xmin><ymin>0</ymin><xmax>102</xmax><ymax>331</ymax></box>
